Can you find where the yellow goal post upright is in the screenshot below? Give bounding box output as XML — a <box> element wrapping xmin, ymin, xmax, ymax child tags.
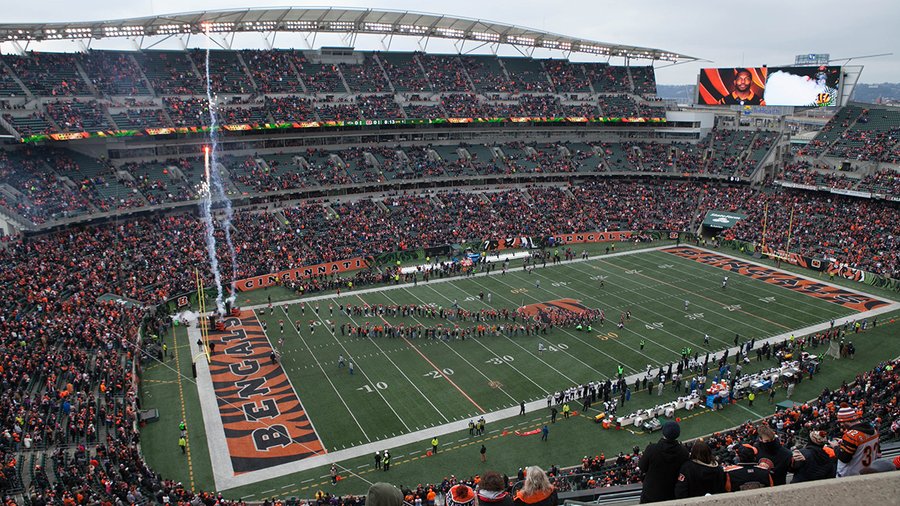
<box><xmin>194</xmin><ymin>268</ymin><xmax>211</xmax><ymax>364</ymax></box>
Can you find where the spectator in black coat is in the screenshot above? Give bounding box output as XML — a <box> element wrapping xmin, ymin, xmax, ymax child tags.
<box><xmin>754</xmin><ymin>424</ymin><xmax>793</xmax><ymax>485</ymax></box>
<box><xmin>674</xmin><ymin>440</ymin><xmax>725</xmax><ymax>498</ymax></box>
<box><xmin>638</xmin><ymin>422</ymin><xmax>689</xmax><ymax>503</ymax></box>
<box><xmin>790</xmin><ymin>430</ymin><xmax>837</xmax><ymax>483</ymax></box>
<box><xmin>476</xmin><ymin>471</ymin><xmax>515</xmax><ymax>506</ymax></box>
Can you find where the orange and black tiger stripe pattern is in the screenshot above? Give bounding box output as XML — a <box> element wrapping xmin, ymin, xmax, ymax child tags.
<box><xmin>207</xmin><ymin>311</ymin><xmax>324</xmax><ymax>474</ymax></box>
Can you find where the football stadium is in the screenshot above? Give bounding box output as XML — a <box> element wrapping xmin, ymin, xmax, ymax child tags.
<box><xmin>0</xmin><ymin>3</ymin><xmax>899</xmax><ymax>506</ymax></box>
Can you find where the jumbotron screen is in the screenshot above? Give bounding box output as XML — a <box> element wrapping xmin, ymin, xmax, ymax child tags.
<box><xmin>697</xmin><ymin>65</ymin><xmax>841</xmax><ymax>107</ymax></box>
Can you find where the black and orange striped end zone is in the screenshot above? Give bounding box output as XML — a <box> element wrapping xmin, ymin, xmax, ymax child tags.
<box><xmin>664</xmin><ymin>247</ymin><xmax>889</xmax><ymax>312</ymax></box>
<box><xmin>208</xmin><ymin>311</ymin><xmax>324</xmax><ymax>474</ymax></box>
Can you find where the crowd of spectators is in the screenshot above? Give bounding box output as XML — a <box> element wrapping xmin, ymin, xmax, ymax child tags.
<box><xmin>858</xmin><ymin>168</ymin><xmax>900</xmax><ymax>195</ymax></box>
<box><xmin>340</xmin><ymin>58</ymin><xmax>391</xmax><ymax>93</ymax></box>
<box><xmin>265</xmin><ymin>95</ymin><xmax>317</xmax><ymax>123</ymax></box>
<box><xmin>44</xmin><ymin>100</ymin><xmax>111</xmax><ymax>132</ymax></box>
<box><xmin>418</xmin><ymin>55</ymin><xmax>472</xmax><ymax>92</ymax></box>
<box><xmin>163</xmin><ymin>97</ymin><xmax>210</xmax><ymax>127</ymax></box>
<box><xmin>777</xmin><ymin>162</ymin><xmax>858</xmax><ymax>189</ymax></box>
<box><xmin>0</xmin><ymin>161</ymin><xmax>898</xmax><ymax>503</ymax></box>
<box><xmin>295</xmin><ymin>57</ymin><xmax>347</xmax><ymax>93</ymax></box>
<box><xmin>714</xmin><ymin>186</ymin><xmax>900</xmax><ymax>278</ymax></box>
<box><xmin>358</xmin><ymin>95</ymin><xmax>404</xmax><ymax>120</ymax></box>
<box><xmin>544</xmin><ymin>61</ymin><xmax>591</xmax><ymax>93</ymax></box>
<box><xmin>241</xmin><ymin>50</ymin><xmax>304</xmax><ymax>94</ymax></box>
<box><xmin>108</xmin><ymin>107</ymin><xmax>171</xmax><ymax>130</ymax></box>
<box><xmin>596</xmin><ymin>95</ymin><xmax>639</xmax><ymax>118</ymax></box>
<box><xmin>582</xmin><ymin>64</ymin><xmax>631</xmax><ymax>93</ymax></box>
<box><xmin>79</xmin><ymin>51</ymin><xmax>151</xmax><ymax>97</ymax></box>
<box><xmin>378</xmin><ymin>53</ymin><xmax>432</xmax><ymax>93</ymax></box>
<box><xmin>132</xmin><ymin>51</ymin><xmax>204</xmax><ymax>96</ymax></box>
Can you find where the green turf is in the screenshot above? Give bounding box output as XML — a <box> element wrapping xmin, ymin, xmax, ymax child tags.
<box><xmin>139</xmin><ymin>246</ymin><xmax>899</xmax><ymax>498</ymax></box>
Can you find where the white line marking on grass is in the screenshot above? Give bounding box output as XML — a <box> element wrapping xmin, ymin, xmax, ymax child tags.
<box><xmin>302</xmin><ymin>479</ymin><xmax>314</xmax><ymax>483</ymax></box>
<box><xmin>604</xmin><ymin>259</ymin><xmax>819</xmax><ymax>332</ymax></box>
<box><xmin>305</xmin><ymin>304</ymin><xmax>416</xmax><ymax>432</ymax></box>
<box><xmin>262</xmin><ymin>489</ymin><xmax>275</xmax><ymax>494</ymax></box>
<box><xmin>339</xmin><ymin>296</ymin><xmax>449</xmax><ymax>423</ymax></box>
<box><xmin>414</xmin><ymin>285</ymin><xmax>552</xmax><ymax>394</ymax></box>
<box><xmin>379</xmin><ymin>290</ymin><xmax>517</xmax><ymax>405</ymax></box>
<box><xmin>733</xmin><ymin>401</ymin><xmax>765</xmax><ymax>419</ymax></box>
<box><xmin>588</xmin><ymin>257</ymin><xmax>793</xmax><ymax>336</ymax></box>
<box><xmin>631</xmin><ymin>252</ymin><xmax>846</xmax><ymax>321</ymax></box>
<box><xmin>281</xmin><ymin>306</ymin><xmax>371</xmax><ymax>442</ymax></box>
<box><xmin>468</xmin><ymin>276</ymin><xmax>610</xmax><ymax>378</ymax></box>
<box><xmin>541</xmin><ymin>265</ymin><xmax>720</xmax><ymax>354</ymax></box>
<box><xmin>490</xmin><ymin>429</ymin><xmax>499</xmax><ymax>433</ymax></box>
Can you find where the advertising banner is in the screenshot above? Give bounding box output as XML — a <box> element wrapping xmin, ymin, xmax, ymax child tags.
<box><xmin>234</xmin><ymin>257</ymin><xmax>369</xmax><ymax>291</ymax></box>
<box><xmin>702</xmin><ymin>211</ymin><xmax>747</xmax><ymax>229</ymax></box>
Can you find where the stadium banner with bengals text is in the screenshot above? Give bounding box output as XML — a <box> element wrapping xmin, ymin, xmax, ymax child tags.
<box><xmin>208</xmin><ymin>311</ymin><xmax>324</xmax><ymax>473</ymax></box>
<box><xmin>234</xmin><ymin>257</ymin><xmax>369</xmax><ymax>291</ymax></box>
<box><xmin>551</xmin><ymin>231</ymin><xmax>633</xmax><ymax>245</ymax></box>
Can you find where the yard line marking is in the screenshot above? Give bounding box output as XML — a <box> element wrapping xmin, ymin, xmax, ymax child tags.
<box><xmin>415</xmin><ymin>285</ymin><xmax>552</xmax><ymax>394</ymax></box>
<box><xmin>302</xmin><ymin>304</ymin><xmax>414</xmax><ymax>432</ymax></box>
<box><xmin>547</xmin><ymin>264</ymin><xmax>731</xmax><ymax>352</ymax></box>
<box><xmin>341</xmin><ymin>296</ymin><xmax>449</xmax><ymax>423</ymax></box>
<box><xmin>595</xmin><ymin>255</ymin><xmax>791</xmax><ymax>330</ymax></box>
<box><xmin>377</xmin><ymin>291</ymin><xmax>497</xmax><ymax>411</ymax></box>
<box><xmin>280</xmin><ymin>306</ymin><xmax>371</xmax><ymax>442</ymax></box>
<box><xmin>467</xmin><ymin>276</ymin><xmax>612</xmax><ymax>378</ymax></box>
<box><xmin>401</xmin><ymin>333</ymin><xmax>486</xmax><ymax>413</ymax></box>
<box><xmin>733</xmin><ymin>401</ymin><xmax>765</xmax><ymax>419</ymax></box>
<box><xmin>633</xmin><ymin>251</ymin><xmax>846</xmax><ymax>321</ymax></box>
<box><xmin>621</xmin><ymin>253</ymin><xmax>828</xmax><ymax>325</ymax></box>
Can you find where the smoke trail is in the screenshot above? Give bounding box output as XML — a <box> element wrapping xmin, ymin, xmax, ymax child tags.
<box><xmin>200</xmin><ymin>30</ymin><xmax>225</xmax><ymax>315</ymax></box>
<box><xmin>204</xmin><ymin>34</ymin><xmax>240</xmax><ymax>306</ymax></box>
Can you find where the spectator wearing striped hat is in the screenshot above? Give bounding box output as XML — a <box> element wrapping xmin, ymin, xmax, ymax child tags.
<box><xmin>836</xmin><ymin>403</ymin><xmax>880</xmax><ymax>477</ymax></box>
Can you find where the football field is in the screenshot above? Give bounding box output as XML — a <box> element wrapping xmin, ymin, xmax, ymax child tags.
<box><xmin>248</xmin><ymin>245</ymin><xmax>872</xmax><ymax>450</ymax></box>
<box><xmin>145</xmin><ymin>244</ymin><xmax>899</xmax><ymax>493</ymax></box>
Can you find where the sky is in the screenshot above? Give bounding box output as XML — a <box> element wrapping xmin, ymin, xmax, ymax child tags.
<box><xmin>3</xmin><ymin>0</ymin><xmax>898</xmax><ymax>84</ymax></box>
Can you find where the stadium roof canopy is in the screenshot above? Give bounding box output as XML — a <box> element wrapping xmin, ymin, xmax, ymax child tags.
<box><xmin>0</xmin><ymin>7</ymin><xmax>697</xmax><ymax>62</ymax></box>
